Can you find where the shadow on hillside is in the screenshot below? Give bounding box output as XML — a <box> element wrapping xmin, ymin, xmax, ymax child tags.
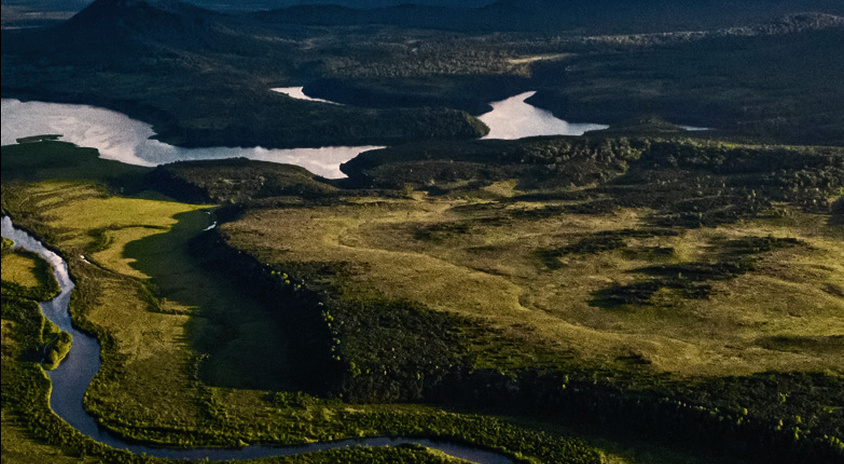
<box><xmin>122</xmin><ymin>209</ymin><xmax>293</xmax><ymax>391</ymax></box>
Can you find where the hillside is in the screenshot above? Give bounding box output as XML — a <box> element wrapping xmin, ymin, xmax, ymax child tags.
<box><xmin>2</xmin><ymin>2</ymin><xmax>843</xmax><ymax>464</ymax></box>
<box><xmin>4</xmin><ymin>0</ymin><xmax>843</xmax><ymax>146</ymax></box>
<box><xmin>1</xmin><ymin>0</ymin><xmax>489</xmax><ymax>149</ymax></box>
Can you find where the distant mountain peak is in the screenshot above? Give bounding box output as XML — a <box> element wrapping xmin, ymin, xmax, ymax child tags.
<box><xmin>66</xmin><ymin>0</ymin><xmax>214</xmax><ymax>26</ymax></box>
<box><xmin>42</xmin><ymin>0</ymin><xmax>234</xmax><ymax>55</ymax></box>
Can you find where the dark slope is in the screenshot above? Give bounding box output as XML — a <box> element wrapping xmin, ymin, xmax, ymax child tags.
<box><xmin>254</xmin><ymin>0</ymin><xmax>844</xmax><ymax>33</ymax></box>
<box><xmin>527</xmin><ymin>21</ymin><xmax>844</xmax><ymax>145</ymax></box>
<box><xmin>5</xmin><ymin>0</ymin><xmax>281</xmax><ymax>62</ymax></box>
<box><xmin>251</xmin><ymin>4</ymin><xmax>472</xmax><ymax>31</ymax></box>
<box><xmin>1</xmin><ymin>0</ymin><xmax>488</xmax><ymax>148</ymax></box>
<box><xmin>480</xmin><ymin>0</ymin><xmax>844</xmax><ymax>32</ymax></box>
<box><xmin>3</xmin><ymin>0</ymin><xmax>842</xmax><ymax>147</ymax></box>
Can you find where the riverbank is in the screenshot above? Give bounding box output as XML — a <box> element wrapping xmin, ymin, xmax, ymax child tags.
<box><xmin>0</xmin><ymin>179</ymin><xmax>603</xmax><ymax>464</ymax></box>
<box><xmin>2</xmin><ymin>134</ymin><xmax>842</xmax><ymax>464</ymax></box>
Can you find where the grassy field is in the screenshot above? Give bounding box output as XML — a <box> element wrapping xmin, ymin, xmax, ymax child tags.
<box><xmin>1</xmin><ymin>252</ymin><xmax>48</xmax><ymax>290</ymax></box>
<box><xmin>1</xmin><ymin>236</ymin><xmax>60</xmax><ymax>302</ymax></box>
<box><xmin>3</xmin><ymin>181</ymin><xmax>214</xmax><ymax>433</ymax></box>
<box><xmin>0</xmin><ymin>141</ymin><xmax>151</xmax><ymax>194</ymax></box>
<box><xmin>2</xmin><ymin>140</ymin><xmax>840</xmax><ymax>462</ymax></box>
<box><xmin>218</xmin><ymin>166</ymin><xmax>843</xmax><ymax>463</ymax></box>
<box><xmin>0</xmin><ymin>178</ymin><xmax>611</xmax><ymax>463</ymax></box>
<box><xmin>223</xmin><ymin>197</ymin><xmax>843</xmax><ymax>377</ymax></box>
<box><xmin>1</xmin><ymin>185</ymin><xmax>528</xmax><ymax>464</ymax></box>
<box><xmin>0</xmin><ymin>233</ymin><xmax>70</xmax><ymax>370</ymax></box>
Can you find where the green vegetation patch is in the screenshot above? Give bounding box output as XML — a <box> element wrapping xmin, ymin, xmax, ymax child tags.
<box><xmin>341</xmin><ymin>137</ymin><xmax>643</xmax><ymax>191</ymax></box>
<box><xmin>1</xmin><ymin>240</ymin><xmax>71</xmax><ymax>372</ymax></box>
<box><xmin>147</xmin><ymin>158</ymin><xmax>340</xmax><ymax>204</ymax></box>
<box><xmin>530</xmin><ymin>26</ymin><xmax>844</xmax><ymax>146</ymax></box>
<box><xmin>536</xmin><ymin>228</ymin><xmax>680</xmax><ymax>270</ymax></box>
<box><xmin>1</xmin><ymin>179</ymin><xmax>606</xmax><ymax>464</ymax></box>
<box><xmin>220</xmin><ymin>137</ymin><xmax>842</xmax><ymax>461</ymax></box>
<box><xmin>1</xmin><ymin>140</ymin><xmax>150</xmax><ymax>193</ymax></box>
<box><xmin>1</xmin><ymin>249</ymin><xmax>60</xmax><ymax>302</ymax></box>
<box><xmin>592</xmin><ymin>235</ymin><xmax>805</xmax><ymax>307</ymax></box>
<box><xmin>326</xmin><ymin>297</ymin><xmax>468</xmax><ymax>403</ymax></box>
<box><xmin>343</xmin><ymin>137</ymin><xmax>843</xmax><ymax>229</ymax></box>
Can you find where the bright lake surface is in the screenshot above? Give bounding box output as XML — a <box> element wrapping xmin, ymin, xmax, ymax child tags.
<box><xmin>1</xmin><ymin>216</ymin><xmax>518</xmax><ymax>464</ymax></box>
<box><xmin>0</xmin><ymin>98</ymin><xmax>379</xmax><ymax>179</ymax></box>
<box><xmin>2</xmin><ymin>91</ymin><xmax>609</xmax><ymax>178</ymax></box>
<box><xmin>478</xmin><ymin>91</ymin><xmax>608</xmax><ymax>139</ymax></box>
<box><xmin>275</xmin><ymin>87</ymin><xmax>610</xmax><ymax>140</ymax></box>
<box><xmin>271</xmin><ymin>86</ymin><xmax>341</xmax><ymax>104</ymax></box>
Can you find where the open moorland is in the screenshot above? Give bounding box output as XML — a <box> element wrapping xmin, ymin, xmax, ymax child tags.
<box><xmin>210</xmin><ymin>136</ymin><xmax>844</xmax><ymax>462</ymax></box>
<box><xmin>1</xmin><ymin>145</ymin><xmax>607</xmax><ymax>464</ymax></box>
<box><xmin>3</xmin><ymin>133</ymin><xmax>842</xmax><ymax>464</ymax></box>
<box><xmin>2</xmin><ymin>1</ymin><xmax>844</xmax><ymax>464</ymax></box>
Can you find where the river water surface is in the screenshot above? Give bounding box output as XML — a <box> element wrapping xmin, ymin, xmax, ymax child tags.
<box><xmin>0</xmin><ymin>216</ymin><xmax>518</xmax><ymax>463</ymax></box>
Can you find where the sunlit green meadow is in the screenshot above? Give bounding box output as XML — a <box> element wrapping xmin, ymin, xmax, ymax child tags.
<box><xmin>224</xmin><ymin>195</ymin><xmax>844</xmax><ymax>378</ymax></box>
<box><xmin>1</xmin><ymin>180</ymin><xmax>613</xmax><ymax>464</ymax></box>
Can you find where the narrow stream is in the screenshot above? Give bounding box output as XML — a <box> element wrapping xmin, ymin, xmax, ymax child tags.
<box><xmin>1</xmin><ymin>216</ymin><xmax>518</xmax><ymax>464</ymax></box>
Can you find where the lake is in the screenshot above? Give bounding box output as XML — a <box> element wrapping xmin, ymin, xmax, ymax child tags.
<box><xmin>0</xmin><ymin>98</ymin><xmax>380</xmax><ymax>179</ymax></box>
<box><xmin>271</xmin><ymin>86</ymin><xmax>341</xmax><ymax>104</ymax></box>
<box><xmin>478</xmin><ymin>91</ymin><xmax>608</xmax><ymax>139</ymax></box>
<box><xmin>2</xmin><ymin>90</ymin><xmax>608</xmax><ymax>177</ymax></box>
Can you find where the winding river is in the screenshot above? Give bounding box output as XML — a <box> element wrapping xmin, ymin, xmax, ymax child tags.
<box><xmin>0</xmin><ymin>90</ymin><xmax>608</xmax><ymax>462</ymax></box>
<box><xmin>0</xmin><ymin>216</ymin><xmax>517</xmax><ymax>463</ymax></box>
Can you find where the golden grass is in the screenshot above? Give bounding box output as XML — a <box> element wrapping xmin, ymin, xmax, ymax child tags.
<box><xmin>1</xmin><ymin>253</ymin><xmax>43</xmax><ymax>289</ymax></box>
<box><xmin>5</xmin><ymin>181</ymin><xmax>302</xmax><ymax>435</ymax></box>
<box><xmin>224</xmin><ymin>196</ymin><xmax>844</xmax><ymax>378</ymax></box>
<box><xmin>7</xmin><ymin>181</ymin><xmax>211</xmax><ymax>428</ymax></box>
<box><xmin>90</xmin><ymin>227</ymin><xmax>167</xmax><ymax>279</ymax></box>
<box><xmin>27</xmin><ymin>182</ymin><xmax>206</xmax><ymax>252</ymax></box>
<box><xmin>2</xmin><ymin>179</ymin><xmax>837</xmax><ymax>462</ymax></box>
<box><xmin>0</xmin><ymin>410</ymin><xmax>100</xmax><ymax>464</ymax></box>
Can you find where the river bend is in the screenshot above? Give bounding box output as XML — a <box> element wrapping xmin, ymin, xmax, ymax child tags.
<box><xmin>1</xmin><ymin>216</ymin><xmax>517</xmax><ymax>464</ymax></box>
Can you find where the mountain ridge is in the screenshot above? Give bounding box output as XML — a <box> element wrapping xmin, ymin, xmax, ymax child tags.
<box><xmin>253</xmin><ymin>0</ymin><xmax>844</xmax><ymax>33</ymax></box>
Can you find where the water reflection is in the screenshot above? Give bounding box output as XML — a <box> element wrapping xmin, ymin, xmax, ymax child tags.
<box><xmin>1</xmin><ymin>99</ymin><xmax>378</xmax><ymax>179</ymax></box>
<box><xmin>2</xmin><ymin>91</ymin><xmax>609</xmax><ymax>180</ymax></box>
<box><xmin>479</xmin><ymin>91</ymin><xmax>607</xmax><ymax>139</ymax></box>
<box><xmin>271</xmin><ymin>86</ymin><xmax>340</xmax><ymax>104</ymax></box>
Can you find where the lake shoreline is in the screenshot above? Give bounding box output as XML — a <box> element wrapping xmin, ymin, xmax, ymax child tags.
<box><xmin>1</xmin><ymin>91</ymin><xmax>608</xmax><ymax>179</ymax></box>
